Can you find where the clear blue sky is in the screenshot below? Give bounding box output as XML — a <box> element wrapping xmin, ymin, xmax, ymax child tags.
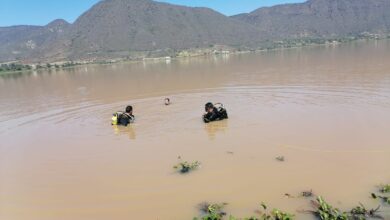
<box><xmin>0</xmin><ymin>0</ymin><xmax>305</xmax><ymax>27</ymax></box>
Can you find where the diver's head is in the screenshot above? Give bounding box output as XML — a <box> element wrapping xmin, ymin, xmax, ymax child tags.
<box><xmin>125</xmin><ymin>105</ymin><xmax>133</xmax><ymax>114</ymax></box>
<box><xmin>164</xmin><ymin>98</ymin><xmax>170</xmax><ymax>105</ymax></box>
<box><xmin>205</xmin><ymin>102</ymin><xmax>214</xmax><ymax>112</ymax></box>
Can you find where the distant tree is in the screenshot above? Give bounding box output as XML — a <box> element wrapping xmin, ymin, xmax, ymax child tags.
<box><xmin>1</xmin><ymin>64</ymin><xmax>9</xmax><ymax>71</ymax></box>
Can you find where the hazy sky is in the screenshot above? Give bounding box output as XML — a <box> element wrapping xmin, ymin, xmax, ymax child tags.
<box><xmin>0</xmin><ymin>0</ymin><xmax>305</xmax><ymax>27</ymax></box>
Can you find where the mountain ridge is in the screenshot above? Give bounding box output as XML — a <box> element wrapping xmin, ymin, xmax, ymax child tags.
<box><xmin>0</xmin><ymin>0</ymin><xmax>389</xmax><ymax>63</ymax></box>
<box><xmin>233</xmin><ymin>0</ymin><xmax>390</xmax><ymax>38</ymax></box>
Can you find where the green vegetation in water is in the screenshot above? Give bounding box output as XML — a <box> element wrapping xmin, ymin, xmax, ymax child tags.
<box><xmin>187</xmin><ymin>175</ymin><xmax>388</xmax><ymax>219</ymax></box>
<box><xmin>173</xmin><ymin>157</ymin><xmax>200</xmax><ymax>174</ymax></box>
<box><xmin>194</xmin><ymin>202</ymin><xmax>294</xmax><ymax>220</ymax></box>
<box><xmin>245</xmin><ymin>202</ymin><xmax>294</xmax><ymax>220</ymax></box>
<box><xmin>305</xmin><ymin>196</ymin><xmax>383</xmax><ymax>220</ymax></box>
<box><xmin>380</xmin><ymin>184</ymin><xmax>390</xmax><ymax>193</ymax></box>
<box><xmin>194</xmin><ymin>202</ymin><xmax>228</xmax><ymax>220</ymax></box>
<box><xmin>349</xmin><ymin>203</ymin><xmax>381</xmax><ymax>219</ymax></box>
<box><xmin>193</xmin><ymin>195</ymin><xmax>385</xmax><ymax>220</ymax></box>
<box><xmin>188</xmin><ymin>181</ymin><xmax>390</xmax><ymax>219</ymax></box>
<box><xmin>310</xmin><ymin>196</ymin><xmax>349</xmax><ymax>220</ymax></box>
<box><xmin>371</xmin><ymin>193</ymin><xmax>390</xmax><ymax>205</ymax></box>
<box><xmin>371</xmin><ymin>184</ymin><xmax>390</xmax><ymax>205</ymax></box>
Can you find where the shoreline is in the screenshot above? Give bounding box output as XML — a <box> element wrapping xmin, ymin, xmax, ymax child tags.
<box><xmin>1</xmin><ymin>37</ymin><xmax>388</xmax><ymax>76</ymax></box>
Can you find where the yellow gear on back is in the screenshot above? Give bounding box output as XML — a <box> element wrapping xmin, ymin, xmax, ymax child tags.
<box><xmin>111</xmin><ymin>114</ymin><xmax>119</xmax><ymax>125</ymax></box>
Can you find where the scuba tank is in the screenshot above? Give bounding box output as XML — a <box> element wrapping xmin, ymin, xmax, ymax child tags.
<box><xmin>111</xmin><ymin>111</ymin><xmax>124</xmax><ymax>125</ymax></box>
<box><xmin>214</xmin><ymin>103</ymin><xmax>224</xmax><ymax>111</ymax></box>
<box><xmin>214</xmin><ymin>103</ymin><xmax>228</xmax><ymax>119</ymax></box>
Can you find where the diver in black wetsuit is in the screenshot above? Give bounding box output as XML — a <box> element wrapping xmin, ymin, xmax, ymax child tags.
<box><xmin>203</xmin><ymin>102</ymin><xmax>228</xmax><ymax>123</ymax></box>
<box><xmin>118</xmin><ymin>105</ymin><xmax>135</xmax><ymax>126</ymax></box>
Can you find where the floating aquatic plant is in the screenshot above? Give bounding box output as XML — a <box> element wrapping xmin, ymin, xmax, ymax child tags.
<box><xmin>304</xmin><ymin>196</ymin><xmax>383</xmax><ymax>220</ymax></box>
<box><xmin>301</xmin><ymin>190</ymin><xmax>314</xmax><ymax>198</ymax></box>
<box><xmin>173</xmin><ymin>160</ymin><xmax>200</xmax><ymax>174</ymax></box>
<box><xmin>270</xmin><ymin>208</ymin><xmax>295</xmax><ymax>220</ymax></box>
<box><xmin>255</xmin><ymin>202</ymin><xmax>294</xmax><ymax>220</ymax></box>
<box><xmin>194</xmin><ymin>202</ymin><xmax>294</xmax><ymax>220</ymax></box>
<box><xmin>275</xmin><ymin>156</ymin><xmax>285</xmax><ymax>162</ymax></box>
<box><xmin>371</xmin><ymin>184</ymin><xmax>390</xmax><ymax>206</ymax></box>
<box><xmin>310</xmin><ymin>196</ymin><xmax>349</xmax><ymax>220</ymax></box>
<box><xmin>194</xmin><ymin>202</ymin><xmax>227</xmax><ymax>220</ymax></box>
<box><xmin>229</xmin><ymin>202</ymin><xmax>294</xmax><ymax>220</ymax></box>
<box><xmin>285</xmin><ymin>190</ymin><xmax>313</xmax><ymax>199</ymax></box>
<box><xmin>192</xmin><ymin>183</ymin><xmax>390</xmax><ymax>220</ymax></box>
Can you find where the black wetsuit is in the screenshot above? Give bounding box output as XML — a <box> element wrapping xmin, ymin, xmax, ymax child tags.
<box><xmin>203</xmin><ymin>107</ymin><xmax>228</xmax><ymax>123</ymax></box>
<box><xmin>119</xmin><ymin>113</ymin><xmax>135</xmax><ymax>126</ymax></box>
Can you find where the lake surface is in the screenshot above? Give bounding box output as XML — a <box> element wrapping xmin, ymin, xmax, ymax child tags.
<box><xmin>1</xmin><ymin>40</ymin><xmax>390</xmax><ymax>220</ymax></box>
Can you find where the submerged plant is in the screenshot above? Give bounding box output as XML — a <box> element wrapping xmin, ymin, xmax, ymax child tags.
<box><xmin>371</xmin><ymin>193</ymin><xmax>390</xmax><ymax>205</ymax></box>
<box><xmin>173</xmin><ymin>159</ymin><xmax>200</xmax><ymax>174</ymax></box>
<box><xmin>284</xmin><ymin>193</ymin><xmax>294</xmax><ymax>199</ymax></box>
<box><xmin>275</xmin><ymin>156</ymin><xmax>285</xmax><ymax>162</ymax></box>
<box><xmin>301</xmin><ymin>190</ymin><xmax>314</xmax><ymax>198</ymax></box>
<box><xmin>350</xmin><ymin>203</ymin><xmax>381</xmax><ymax>219</ymax></box>
<box><xmin>284</xmin><ymin>190</ymin><xmax>313</xmax><ymax>199</ymax></box>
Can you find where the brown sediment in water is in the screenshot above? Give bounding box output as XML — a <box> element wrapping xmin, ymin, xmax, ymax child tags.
<box><xmin>1</xmin><ymin>40</ymin><xmax>390</xmax><ymax>220</ymax></box>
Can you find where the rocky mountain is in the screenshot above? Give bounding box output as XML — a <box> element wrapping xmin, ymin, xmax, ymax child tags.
<box><xmin>0</xmin><ymin>19</ymin><xmax>70</xmax><ymax>62</ymax></box>
<box><xmin>233</xmin><ymin>0</ymin><xmax>390</xmax><ymax>39</ymax></box>
<box><xmin>66</xmin><ymin>0</ymin><xmax>263</xmax><ymax>59</ymax></box>
<box><xmin>0</xmin><ymin>0</ymin><xmax>263</xmax><ymax>62</ymax></box>
<box><xmin>0</xmin><ymin>0</ymin><xmax>389</xmax><ymax>62</ymax></box>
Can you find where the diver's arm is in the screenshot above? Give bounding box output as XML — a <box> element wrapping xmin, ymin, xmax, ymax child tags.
<box><xmin>203</xmin><ymin>112</ymin><xmax>212</xmax><ymax>123</ymax></box>
<box><xmin>129</xmin><ymin>115</ymin><xmax>135</xmax><ymax>123</ymax></box>
<box><xmin>207</xmin><ymin>111</ymin><xmax>219</xmax><ymax>122</ymax></box>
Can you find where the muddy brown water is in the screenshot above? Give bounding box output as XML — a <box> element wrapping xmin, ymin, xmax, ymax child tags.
<box><xmin>1</xmin><ymin>40</ymin><xmax>390</xmax><ymax>220</ymax></box>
